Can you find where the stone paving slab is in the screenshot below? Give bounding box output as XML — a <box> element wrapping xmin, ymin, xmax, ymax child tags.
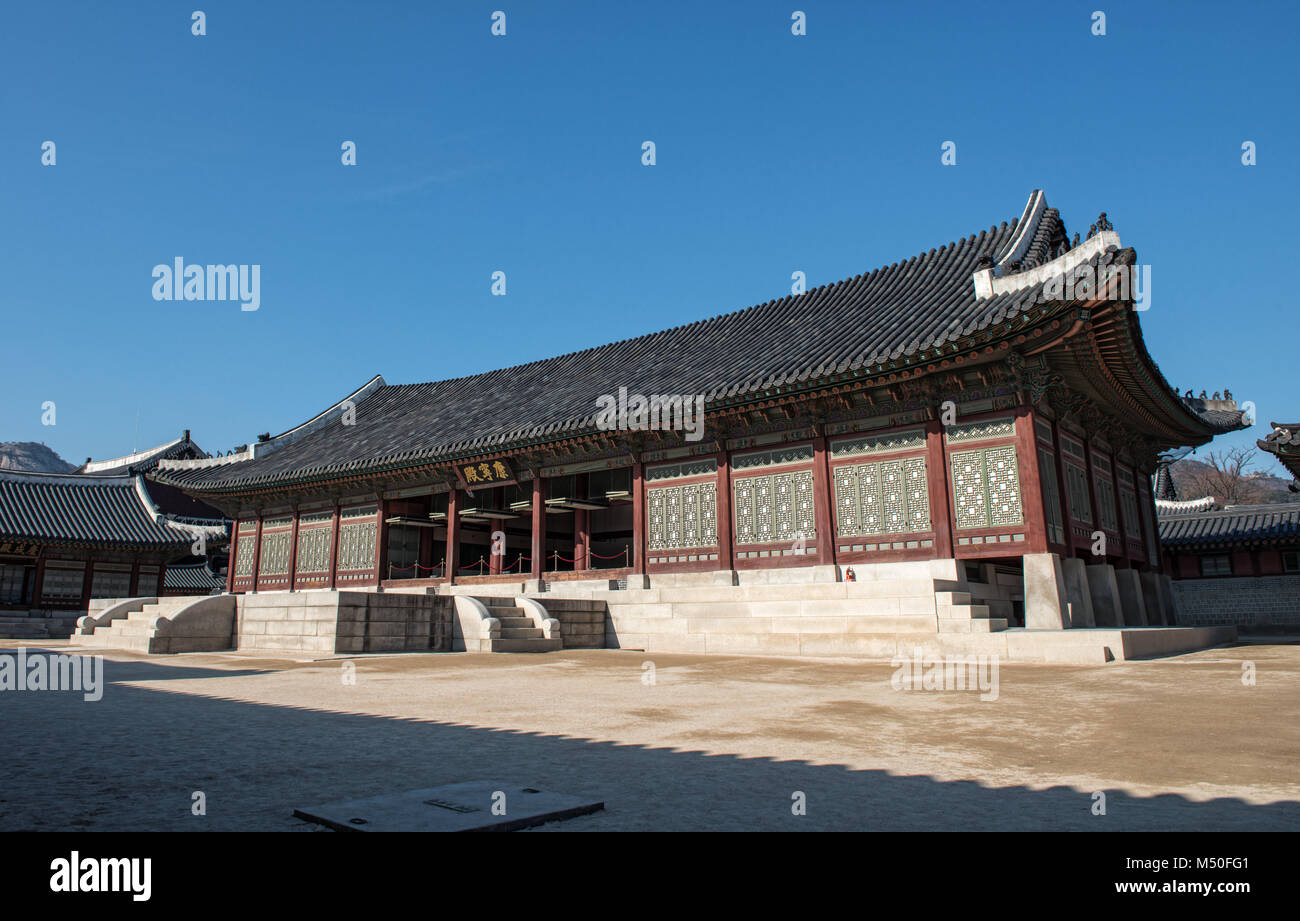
<box><xmin>294</xmin><ymin>782</ymin><xmax>603</xmax><ymax>832</ymax></box>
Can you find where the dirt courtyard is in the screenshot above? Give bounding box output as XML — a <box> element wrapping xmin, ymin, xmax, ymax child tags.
<box><xmin>2</xmin><ymin>639</ymin><xmax>1297</xmax><ymax>831</ymax></box>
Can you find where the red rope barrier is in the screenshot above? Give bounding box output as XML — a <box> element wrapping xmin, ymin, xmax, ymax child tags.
<box><xmin>589</xmin><ymin>548</ymin><xmax>630</xmax><ymax>560</ymax></box>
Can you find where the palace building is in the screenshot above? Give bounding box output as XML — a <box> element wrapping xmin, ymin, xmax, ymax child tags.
<box><xmin>0</xmin><ymin>434</ymin><xmax>229</xmax><ymax>639</ymax></box>
<box><xmin>99</xmin><ymin>190</ymin><xmax>1247</xmax><ymax>662</ymax></box>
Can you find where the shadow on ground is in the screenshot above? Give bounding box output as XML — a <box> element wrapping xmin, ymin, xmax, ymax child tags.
<box><xmin>1</xmin><ymin>652</ymin><xmax>1296</xmax><ymax>832</ymax></box>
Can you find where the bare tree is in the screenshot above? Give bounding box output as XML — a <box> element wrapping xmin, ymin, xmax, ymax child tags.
<box><xmin>1178</xmin><ymin>446</ymin><xmax>1267</xmax><ymax>505</ymax></box>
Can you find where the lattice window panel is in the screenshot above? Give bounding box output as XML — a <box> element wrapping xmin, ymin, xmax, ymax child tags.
<box><xmin>950</xmin><ymin>451</ymin><xmax>989</xmax><ymax>530</ymax></box>
<box><xmin>950</xmin><ymin>446</ymin><xmax>1023</xmax><ymax>530</ymax></box>
<box><xmin>337</xmin><ymin>520</ymin><xmax>378</xmax><ymax>571</ymax></box>
<box><xmin>1118</xmin><ymin>489</ymin><xmax>1140</xmax><ymax>540</ymax></box>
<box><xmin>985</xmin><ymin>445</ymin><xmax>1024</xmax><ymax>527</ymax></box>
<box><xmin>234</xmin><ymin>535</ymin><xmax>256</xmax><ymax>577</ymax></box>
<box><xmin>296</xmin><ymin>525</ymin><xmax>333</xmax><ymax>574</ymax></box>
<box><xmin>831</xmin><ymin>429</ymin><xmax>926</xmax><ymax>458</ymax></box>
<box><xmin>90</xmin><ymin>568</ymin><xmax>131</xmax><ymax>599</ymax></box>
<box><xmin>258</xmin><ymin>530</ymin><xmax>292</xmax><ymax>576</ymax></box>
<box><xmin>1094</xmin><ymin>474</ymin><xmax>1119</xmax><ymax>533</ymax></box>
<box><xmin>1063</xmin><ymin>462</ymin><xmax>1092</xmax><ymax>525</ymax></box>
<box><xmin>734</xmin><ymin>471</ymin><xmax>814</xmax><ymax>544</ymax></box>
<box><xmin>732</xmin><ymin>445</ymin><xmax>815</xmax><ymax>471</ymax></box>
<box><xmin>648</xmin><ymin>482</ymin><xmax>716</xmax><ymax>551</ymax></box>
<box><xmin>944</xmin><ymin>418</ymin><xmax>1016</xmax><ymax>443</ymax></box>
<box><xmin>903</xmin><ymin>457</ymin><xmax>931</xmax><ymax>532</ymax></box>
<box><xmin>1038</xmin><ymin>447</ymin><xmax>1065</xmax><ymax>545</ymax></box>
<box><xmin>42</xmin><ymin>567</ymin><xmax>85</xmax><ymax>600</ymax></box>
<box><xmin>137</xmin><ymin>568</ymin><xmax>159</xmax><ymax>597</ymax></box>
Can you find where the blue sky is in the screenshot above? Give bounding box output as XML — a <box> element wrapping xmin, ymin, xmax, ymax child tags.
<box><xmin>3</xmin><ymin>1</ymin><xmax>1296</xmax><ymax>473</ymax></box>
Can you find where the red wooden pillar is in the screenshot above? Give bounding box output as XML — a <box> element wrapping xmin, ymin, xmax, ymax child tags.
<box><xmin>924</xmin><ymin>420</ymin><xmax>955</xmax><ymax>559</ymax></box>
<box><xmin>574</xmin><ymin>474</ymin><xmax>589</xmax><ymax>572</ymax></box>
<box><xmin>224</xmin><ymin>520</ymin><xmax>237</xmax><ymax>593</ymax></box>
<box><xmin>631</xmin><ymin>460</ymin><xmax>645</xmax><ymax>575</ymax></box>
<box><xmin>811</xmin><ymin>434</ymin><xmax>835</xmax><ymax>567</ymax></box>
<box><xmin>156</xmin><ymin>560</ymin><xmax>168</xmax><ymax>596</ymax></box>
<box><xmin>489</xmin><ymin>486</ymin><xmax>504</xmax><ymax>575</ymax></box>
<box><xmin>530</xmin><ymin>475</ymin><xmax>544</xmax><ymax>579</ymax></box>
<box><xmin>377</xmin><ymin>496</ymin><xmax>390</xmax><ymax>582</ymax></box>
<box><xmin>287</xmin><ymin>510</ymin><xmax>300</xmax><ymax>592</ymax></box>
<box><xmin>445</xmin><ymin>488</ymin><xmax>460</xmax><ymax>585</ymax></box>
<box><xmin>328</xmin><ymin>504</ymin><xmax>342</xmax><ymax>589</ymax></box>
<box><xmin>250</xmin><ymin>515</ymin><xmax>264</xmax><ymax>592</ymax></box>
<box><xmin>130</xmin><ymin>560</ymin><xmax>142</xmax><ymax>596</ymax></box>
<box><xmin>79</xmin><ymin>560</ymin><xmax>95</xmax><ymax>612</ymax></box>
<box><xmin>1014</xmin><ymin>408</ymin><xmax>1049</xmax><ymax>554</ymax></box>
<box><xmin>715</xmin><ymin>449</ymin><xmax>733</xmax><ymax>571</ymax></box>
<box><xmin>31</xmin><ymin>552</ymin><xmax>46</xmax><ymax>607</ymax></box>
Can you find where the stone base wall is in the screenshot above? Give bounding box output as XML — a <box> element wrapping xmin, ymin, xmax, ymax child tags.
<box><xmin>1172</xmin><ymin>575</ymin><xmax>1300</xmax><ymax>628</ymax></box>
<box><xmin>534</xmin><ymin>598</ymin><xmax>607</xmax><ymax>648</ymax></box>
<box><xmin>236</xmin><ymin>591</ymin><xmax>454</xmax><ymax>654</ymax></box>
<box><xmin>0</xmin><ymin>609</ymin><xmax>83</xmax><ymax>639</ymax></box>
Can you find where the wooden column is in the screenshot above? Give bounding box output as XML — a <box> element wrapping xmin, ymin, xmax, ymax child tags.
<box><xmin>1014</xmin><ymin>407</ymin><xmax>1049</xmax><ymax>554</ymax></box>
<box><xmin>250</xmin><ymin>515</ymin><xmax>264</xmax><ymax>592</ymax></box>
<box><xmin>287</xmin><ymin>510</ymin><xmax>300</xmax><ymax>592</ymax></box>
<box><xmin>811</xmin><ymin>434</ymin><xmax>834</xmax><ymax>567</ymax></box>
<box><xmin>224</xmin><ymin>521</ymin><xmax>236</xmax><ymax>593</ymax></box>
<box><xmin>574</xmin><ymin>474</ymin><xmax>589</xmax><ymax>572</ymax></box>
<box><xmin>130</xmin><ymin>560</ymin><xmax>142</xmax><ymax>596</ymax></box>
<box><xmin>715</xmin><ymin>449</ymin><xmax>734</xmax><ymax>571</ymax></box>
<box><xmin>375</xmin><ymin>497</ymin><xmax>390</xmax><ymax>585</ymax></box>
<box><xmin>327</xmin><ymin>504</ymin><xmax>342</xmax><ymax>589</ymax></box>
<box><xmin>445</xmin><ymin>488</ymin><xmax>460</xmax><ymax>585</ymax></box>
<box><xmin>631</xmin><ymin>460</ymin><xmax>645</xmax><ymax>575</ymax></box>
<box><xmin>31</xmin><ymin>552</ymin><xmax>46</xmax><ymax>607</ymax></box>
<box><xmin>489</xmin><ymin>486</ymin><xmax>504</xmax><ymax>575</ymax></box>
<box><xmin>530</xmin><ymin>475</ymin><xmax>544</xmax><ymax>579</ymax></box>
<box><xmin>156</xmin><ymin>560</ymin><xmax>168</xmax><ymax>596</ymax></box>
<box><xmin>925</xmin><ymin>420</ymin><xmax>954</xmax><ymax>559</ymax></box>
<box><xmin>79</xmin><ymin>560</ymin><xmax>94</xmax><ymax>612</ymax></box>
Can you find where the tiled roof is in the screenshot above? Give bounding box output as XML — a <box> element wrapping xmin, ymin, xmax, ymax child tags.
<box><xmin>152</xmin><ymin>192</ymin><xmax>1239</xmax><ymax>496</ymax></box>
<box><xmin>79</xmin><ymin>433</ymin><xmax>207</xmax><ymax>476</ymax></box>
<box><xmin>1158</xmin><ymin>503</ymin><xmax>1300</xmax><ymax>548</ymax></box>
<box><xmin>0</xmin><ymin>470</ymin><xmax>209</xmax><ymax>549</ymax></box>
<box><xmin>163</xmin><ymin>561</ymin><xmax>224</xmax><ymax>593</ymax></box>
<box><xmin>1259</xmin><ymin>422</ymin><xmax>1300</xmax><ymax>481</ymax></box>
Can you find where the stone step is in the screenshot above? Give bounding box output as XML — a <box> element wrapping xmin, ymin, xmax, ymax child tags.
<box><xmin>498</xmin><ymin>627</ymin><xmax>544</xmax><ymax>639</ymax></box>
<box><xmin>495</xmin><ymin>616</ymin><xmax>534</xmax><ymax>629</ymax></box>
<box><xmin>937</xmin><ymin>618</ymin><xmax>1009</xmax><ymax>634</ymax></box>
<box><xmin>487</xmin><ymin>637</ymin><xmax>562</xmax><ymax>653</ymax></box>
<box><xmin>601</xmin><ymin>579</ymin><xmax>948</xmax><ymax>605</ymax></box>
<box><xmin>0</xmin><ymin>625</ymin><xmax>51</xmax><ymax>638</ymax></box>
<box><xmin>935</xmin><ymin>604</ymin><xmax>992</xmax><ymax>621</ymax></box>
<box><xmin>104</xmin><ymin>623</ymin><xmax>153</xmax><ymax>636</ymax></box>
<box><xmin>83</xmin><ymin>633</ymin><xmax>152</xmax><ymax>652</ymax></box>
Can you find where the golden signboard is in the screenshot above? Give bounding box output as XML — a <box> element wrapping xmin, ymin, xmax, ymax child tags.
<box><xmin>461</xmin><ymin>459</ymin><xmax>513</xmax><ymax>485</ymax></box>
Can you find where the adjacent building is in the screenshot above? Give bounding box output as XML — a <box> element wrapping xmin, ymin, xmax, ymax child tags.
<box><xmin>0</xmin><ymin>434</ymin><xmax>229</xmax><ymax>637</ymax></box>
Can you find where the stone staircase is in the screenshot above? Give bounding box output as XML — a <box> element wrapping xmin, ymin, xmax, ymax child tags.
<box><xmin>480</xmin><ymin>598</ymin><xmax>562</xmax><ymax>652</ymax></box>
<box><xmin>584</xmin><ymin>575</ymin><xmax>1007</xmax><ymax>657</ymax></box>
<box><xmin>71</xmin><ymin>595</ymin><xmax>234</xmax><ymax>654</ymax></box>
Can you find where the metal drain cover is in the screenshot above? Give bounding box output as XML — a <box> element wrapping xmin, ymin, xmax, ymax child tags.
<box><xmin>294</xmin><ymin>781</ymin><xmax>603</xmax><ymax>832</ymax></box>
